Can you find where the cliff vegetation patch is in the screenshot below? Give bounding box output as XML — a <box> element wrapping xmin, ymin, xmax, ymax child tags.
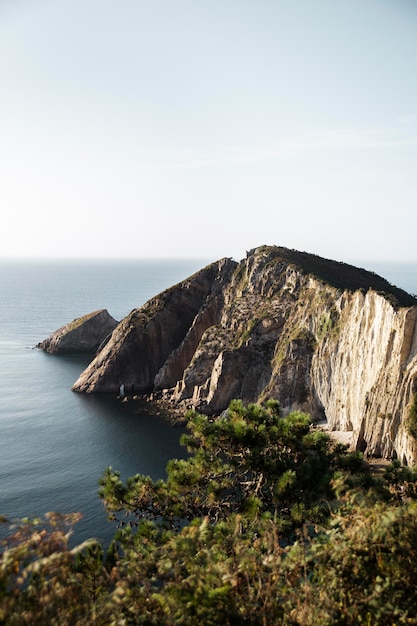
<box><xmin>408</xmin><ymin>386</ymin><xmax>417</xmax><ymax>440</ymax></box>
<box><xmin>254</xmin><ymin>246</ymin><xmax>417</xmax><ymax>307</ymax></box>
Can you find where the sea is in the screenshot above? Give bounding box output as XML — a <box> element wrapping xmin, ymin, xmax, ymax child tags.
<box><xmin>0</xmin><ymin>258</ymin><xmax>416</xmax><ymax>547</ymax></box>
<box><xmin>0</xmin><ymin>258</ymin><xmax>210</xmax><ymax>546</ymax></box>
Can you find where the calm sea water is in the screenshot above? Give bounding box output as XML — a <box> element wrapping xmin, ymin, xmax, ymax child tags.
<box><xmin>0</xmin><ymin>259</ymin><xmax>209</xmax><ymax>545</ymax></box>
<box><xmin>0</xmin><ymin>258</ymin><xmax>416</xmax><ymax>546</ymax></box>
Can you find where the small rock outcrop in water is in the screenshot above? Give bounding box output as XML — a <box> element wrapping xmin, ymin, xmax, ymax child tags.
<box><xmin>70</xmin><ymin>246</ymin><xmax>417</xmax><ymax>464</ymax></box>
<box><xmin>38</xmin><ymin>309</ymin><xmax>118</xmax><ymax>354</ymax></box>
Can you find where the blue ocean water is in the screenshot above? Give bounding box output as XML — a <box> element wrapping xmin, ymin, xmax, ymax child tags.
<box><xmin>359</xmin><ymin>261</ymin><xmax>417</xmax><ymax>298</ymax></box>
<box><xmin>0</xmin><ymin>259</ymin><xmax>209</xmax><ymax>545</ymax></box>
<box><xmin>0</xmin><ymin>258</ymin><xmax>416</xmax><ymax>546</ymax></box>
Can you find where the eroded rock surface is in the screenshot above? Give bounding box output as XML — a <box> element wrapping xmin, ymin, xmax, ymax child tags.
<box><xmin>72</xmin><ymin>258</ymin><xmax>237</xmax><ymax>393</ymax></box>
<box><xmin>69</xmin><ymin>246</ymin><xmax>417</xmax><ymax>464</ymax></box>
<box><xmin>38</xmin><ymin>309</ymin><xmax>118</xmax><ymax>354</ymax></box>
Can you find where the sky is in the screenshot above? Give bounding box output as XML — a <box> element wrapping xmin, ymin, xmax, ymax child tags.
<box><xmin>0</xmin><ymin>0</ymin><xmax>416</xmax><ymax>263</ymax></box>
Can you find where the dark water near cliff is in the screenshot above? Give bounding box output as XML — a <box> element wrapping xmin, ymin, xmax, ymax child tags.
<box><xmin>0</xmin><ymin>259</ymin><xmax>209</xmax><ymax>545</ymax></box>
<box><xmin>0</xmin><ymin>257</ymin><xmax>416</xmax><ymax>546</ymax></box>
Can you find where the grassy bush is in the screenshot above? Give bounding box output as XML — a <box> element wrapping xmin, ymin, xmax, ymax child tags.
<box><xmin>2</xmin><ymin>400</ymin><xmax>417</xmax><ymax>624</ymax></box>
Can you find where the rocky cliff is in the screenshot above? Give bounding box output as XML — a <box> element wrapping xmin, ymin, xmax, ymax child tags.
<box><xmin>72</xmin><ymin>258</ymin><xmax>237</xmax><ymax>393</ymax></box>
<box><xmin>38</xmin><ymin>309</ymin><xmax>118</xmax><ymax>354</ymax></box>
<box><xmin>71</xmin><ymin>246</ymin><xmax>417</xmax><ymax>464</ymax></box>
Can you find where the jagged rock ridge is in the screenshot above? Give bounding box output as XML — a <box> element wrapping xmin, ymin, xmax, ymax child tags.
<box><xmin>70</xmin><ymin>246</ymin><xmax>417</xmax><ymax>464</ymax></box>
<box><xmin>72</xmin><ymin>258</ymin><xmax>237</xmax><ymax>393</ymax></box>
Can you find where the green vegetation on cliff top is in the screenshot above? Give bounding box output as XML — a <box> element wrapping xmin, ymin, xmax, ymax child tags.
<box><xmin>255</xmin><ymin>245</ymin><xmax>417</xmax><ymax>307</ymax></box>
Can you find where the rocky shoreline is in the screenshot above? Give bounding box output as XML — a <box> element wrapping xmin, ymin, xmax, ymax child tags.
<box><xmin>39</xmin><ymin>245</ymin><xmax>417</xmax><ymax>464</ymax></box>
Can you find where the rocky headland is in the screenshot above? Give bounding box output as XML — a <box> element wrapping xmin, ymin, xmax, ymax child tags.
<box><xmin>41</xmin><ymin>246</ymin><xmax>417</xmax><ymax>465</ymax></box>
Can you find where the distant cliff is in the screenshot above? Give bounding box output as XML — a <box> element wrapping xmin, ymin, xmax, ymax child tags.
<box><xmin>70</xmin><ymin>246</ymin><xmax>417</xmax><ymax>464</ymax></box>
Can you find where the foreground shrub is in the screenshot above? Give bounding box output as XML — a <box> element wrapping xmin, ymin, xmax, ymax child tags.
<box><xmin>0</xmin><ymin>513</ymin><xmax>103</xmax><ymax>625</ymax></box>
<box><xmin>285</xmin><ymin>485</ymin><xmax>417</xmax><ymax>625</ymax></box>
<box><xmin>99</xmin><ymin>399</ymin><xmax>363</xmax><ymax>534</ymax></box>
<box><xmin>3</xmin><ymin>400</ymin><xmax>417</xmax><ymax>624</ymax></box>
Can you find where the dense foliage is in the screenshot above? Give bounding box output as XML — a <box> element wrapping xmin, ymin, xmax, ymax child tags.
<box><xmin>258</xmin><ymin>246</ymin><xmax>417</xmax><ymax>306</ymax></box>
<box><xmin>2</xmin><ymin>400</ymin><xmax>417</xmax><ymax>624</ymax></box>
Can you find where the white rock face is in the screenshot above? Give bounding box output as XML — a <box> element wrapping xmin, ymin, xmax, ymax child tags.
<box><xmin>312</xmin><ymin>291</ymin><xmax>417</xmax><ymax>464</ymax></box>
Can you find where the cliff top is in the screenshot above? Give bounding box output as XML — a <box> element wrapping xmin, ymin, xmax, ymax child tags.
<box><xmin>250</xmin><ymin>246</ymin><xmax>417</xmax><ymax>308</ymax></box>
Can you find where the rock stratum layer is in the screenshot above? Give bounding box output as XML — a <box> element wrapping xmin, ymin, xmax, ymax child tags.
<box><xmin>38</xmin><ymin>309</ymin><xmax>118</xmax><ymax>354</ymax></box>
<box><xmin>70</xmin><ymin>246</ymin><xmax>417</xmax><ymax>464</ymax></box>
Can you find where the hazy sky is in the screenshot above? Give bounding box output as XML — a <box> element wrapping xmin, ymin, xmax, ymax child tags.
<box><xmin>1</xmin><ymin>0</ymin><xmax>416</xmax><ymax>262</ymax></box>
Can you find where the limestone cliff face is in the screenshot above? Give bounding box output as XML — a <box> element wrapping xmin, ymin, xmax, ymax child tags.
<box><xmin>71</xmin><ymin>246</ymin><xmax>417</xmax><ymax>464</ymax></box>
<box><xmin>38</xmin><ymin>309</ymin><xmax>118</xmax><ymax>354</ymax></box>
<box><xmin>312</xmin><ymin>295</ymin><xmax>417</xmax><ymax>464</ymax></box>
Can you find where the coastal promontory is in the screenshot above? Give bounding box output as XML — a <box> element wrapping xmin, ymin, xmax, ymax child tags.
<box><xmin>50</xmin><ymin>245</ymin><xmax>417</xmax><ymax>465</ymax></box>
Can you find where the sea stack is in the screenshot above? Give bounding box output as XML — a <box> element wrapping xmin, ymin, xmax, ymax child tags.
<box><xmin>38</xmin><ymin>309</ymin><xmax>118</xmax><ymax>354</ymax></box>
